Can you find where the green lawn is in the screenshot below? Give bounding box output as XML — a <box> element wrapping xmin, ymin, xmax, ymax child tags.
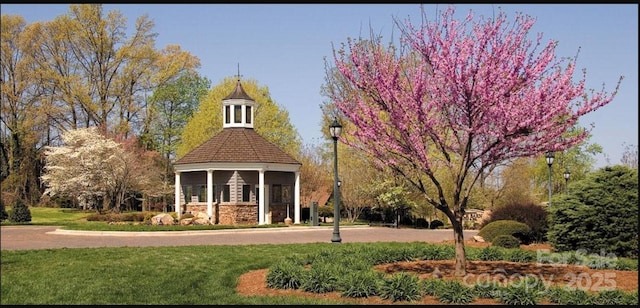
<box><xmin>0</xmin><ymin>207</ymin><xmax>378</xmax><ymax>304</ymax></box>
<box><xmin>1</xmin><ymin>242</ymin><xmax>365</xmax><ymax>304</ymax></box>
<box><xmin>2</xmin><ymin>207</ymin><xmax>637</xmax><ymax>305</ymax></box>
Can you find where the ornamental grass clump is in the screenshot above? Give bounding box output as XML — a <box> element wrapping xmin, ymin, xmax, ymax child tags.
<box><xmin>504</xmin><ymin>248</ymin><xmax>536</xmax><ymax>263</ymax></box>
<box><xmin>339</xmin><ymin>270</ymin><xmax>383</xmax><ymax>298</ymax></box>
<box><xmin>421</xmin><ymin>277</ymin><xmax>448</xmax><ymax>296</ymax></box>
<box><xmin>379</xmin><ymin>272</ymin><xmax>423</xmax><ymax>302</ymax></box>
<box><xmin>435</xmin><ymin>279</ymin><xmax>475</xmax><ymax>304</ymax></box>
<box><xmin>477</xmin><ymin>246</ymin><xmax>505</xmax><ymax>261</ymax></box>
<box><xmin>546</xmin><ymin>286</ymin><xmax>595</xmax><ymax>305</ymax></box>
<box><xmin>417</xmin><ymin>243</ymin><xmax>456</xmax><ymax>261</ymax></box>
<box><xmin>265</xmin><ymin>260</ymin><xmax>305</xmax><ymax>290</ymax></box>
<box><xmin>471</xmin><ymin>281</ymin><xmax>503</xmax><ymax>299</ymax></box>
<box><xmin>300</xmin><ymin>263</ymin><xmax>340</xmax><ymax>293</ymax></box>
<box><xmin>593</xmin><ymin>289</ymin><xmax>639</xmax><ymax>305</ymax></box>
<box><xmin>497</xmin><ymin>276</ymin><xmax>545</xmax><ymax>305</ymax></box>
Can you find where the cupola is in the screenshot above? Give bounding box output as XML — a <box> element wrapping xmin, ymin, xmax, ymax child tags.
<box><xmin>222</xmin><ymin>78</ymin><xmax>255</xmax><ymax>129</ymax></box>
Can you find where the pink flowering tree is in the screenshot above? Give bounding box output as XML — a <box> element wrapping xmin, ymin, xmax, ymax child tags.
<box><xmin>324</xmin><ymin>5</ymin><xmax>621</xmax><ymax>276</ymax></box>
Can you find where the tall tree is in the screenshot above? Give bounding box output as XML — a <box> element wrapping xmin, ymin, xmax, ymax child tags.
<box><xmin>177</xmin><ymin>77</ymin><xmax>301</xmax><ymax>159</ymax></box>
<box><xmin>0</xmin><ymin>14</ymin><xmax>47</xmax><ymax>204</ymax></box>
<box><xmin>323</xmin><ymin>5</ymin><xmax>621</xmax><ymax>276</ymax></box>
<box><xmin>298</xmin><ymin>142</ymin><xmax>332</xmax><ymax>209</ymax></box>
<box><xmin>145</xmin><ymin>72</ymin><xmax>210</xmax><ymax>174</ymax></box>
<box><xmin>337</xmin><ymin>145</ymin><xmax>380</xmax><ymax>223</ymax></box>
<box><xmin>2</xmin><ymin>4</ymin><xmax>202</xmax><ymax>206</ymax></box>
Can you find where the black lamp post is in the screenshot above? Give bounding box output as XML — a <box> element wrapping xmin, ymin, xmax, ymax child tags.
<box><xmin>545</xmin><ymin>152</ymin><xmax>555</xmax><ymax>207</ymax></box>
<box><xmin>330</xmin><ymin>118</ymin><xmax>342</xmax><ymax>243</ymax></box>
<box><xmin>563</xmin><ymin>169</ymin><xmax>571</xmax><ymax>192</ymax></box>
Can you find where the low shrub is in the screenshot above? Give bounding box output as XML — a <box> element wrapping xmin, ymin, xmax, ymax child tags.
<box><xmin>429</xmin><ymin>219</ymin><xmax>444</xmax><ymax>229</ymax></box>
<box><xmin>478</xmin><ymin>220</ymin><xmax>532</xmax><ymax>243</ymax></box>
<box><xmin>492</xmin><ymin>234</ymin><xmax>521</xmax><ymax>249</ymax></box>
<box><xmin>86</xmin><ymin>212</ymin><xmax>148</xmax><ymax>222</ymax></box>
<box><xmin>482</xmin><ymin>202</ymin><xmax>549</xmax><ymax>242</ymax></box>
<box><xmin>415</xmin><ymin>218</ymin><xmax>429</xmax><ymax>229</ymax></box>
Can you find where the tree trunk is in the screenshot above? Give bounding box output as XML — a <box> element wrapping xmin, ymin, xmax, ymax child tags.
<box><xmin>451</xmin><ymin>218</ymin><xmax>467</xmax><ymax>276</ymax></box>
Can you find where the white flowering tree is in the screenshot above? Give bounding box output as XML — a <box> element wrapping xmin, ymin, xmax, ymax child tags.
<box><xmin>41</xmin><ymin>127</ymin><xmax>127</xmax><ymax>212</ymax></box>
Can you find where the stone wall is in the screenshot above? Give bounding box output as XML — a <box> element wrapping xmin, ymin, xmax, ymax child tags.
<box><xmin>186</xmin><ymin>202</ymin><xmax>257</xmax><ymax>225</ymax></box>
<box><xmin>186</xmin><ymin>203</ymin><xmax>208</xmax><ymax>215</ymax></box>
<box><xmin>219</xmin><ymin>203</ymin><xmax>257</xmax><ymax>225</ymax></box>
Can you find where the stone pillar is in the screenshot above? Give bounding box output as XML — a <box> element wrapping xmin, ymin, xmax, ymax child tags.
<box><xmin>174</xmin><ymin>171</ymin><xmax>181</xmax><ymax>219</ymax></box>
<box><xmin>294</xmin><ymin>171</ymin><xmax>301</xmax><ymax>224</ymax></box>
<box><xmin>207</xmin><ymin>169</ymin><xmax>214</xmax><ymax>221</ymax></box>
<box><xmin>258</xmin><ymin>169</ymin><xmax>265</xmax><ymax>225</ymax></box>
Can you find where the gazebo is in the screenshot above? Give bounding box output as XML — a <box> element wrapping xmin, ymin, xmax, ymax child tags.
<box><xmin>173</xmin><ymin>78</ymin><xmax>302</xmax><ymax>225</ymax></box>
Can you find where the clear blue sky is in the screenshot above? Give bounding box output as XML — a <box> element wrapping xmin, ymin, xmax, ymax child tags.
<box><xmin>2</xmin><ymin>3</ymin><xmax>637</xmax><ymax>169</ymax></box>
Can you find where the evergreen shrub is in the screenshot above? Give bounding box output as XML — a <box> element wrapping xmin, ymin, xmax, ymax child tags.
<box><xmin>429</xmin><ymin>219</ymin><xmax>444</xmax><ymax>229</ymax></box>
<box><xmin>477</xmin><ymin>219</ymin><xmax>531</xmax><ymax>243</ymax></box>
<box><xmin>8</xmin><ymin>198</ymin><xmax>31</xmax><ymax>223</ymax></box>
<box><xmin>0</xmin><ymin>197</ymin><xmax>8</xmax><ymax>222</ymax></box>
<box><xmin>481</xmin><ymin>201</ymin><xmax>548</xmax><ymax>242</ymax></box>
<box><xmin>547</xmin><ymin>165</ymin><xmax>638</xmax><ymax>258</ymax></box>
<box><xmin>492</xmin><ymin>234</ymin><xmax>521</xmax><ymax>249</ymax></box>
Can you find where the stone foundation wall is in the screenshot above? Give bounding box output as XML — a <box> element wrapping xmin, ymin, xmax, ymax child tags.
<box><xmin>185</xmin><ymin>203</ymin><xmax>257</xmax><ymax>225</ymax></box>
<box><xmin>219</xmin><ymin>203</ymin><xmax>257</xmax><ymax>225</ymax></box>
<box><xmin>185</xmin><ymin>203</ymin><xmax>294</xmax><ymax>225</ymax></box>
<box><xmin>186</xmin><ymin>203</ymin><xmax>208</xmax><ymax>215</ymax></box>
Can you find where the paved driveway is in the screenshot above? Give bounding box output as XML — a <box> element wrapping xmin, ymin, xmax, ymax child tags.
<box><xmin>1</xmin><ymin>225</ymin><xmax>478</xmax><ymax>251</ymax></box>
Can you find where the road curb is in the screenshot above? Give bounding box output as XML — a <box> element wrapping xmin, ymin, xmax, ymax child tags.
<box><xmin>47</xmin><ymin>224</ymin><xmax>371</xmax><ymax>237</ymax></box>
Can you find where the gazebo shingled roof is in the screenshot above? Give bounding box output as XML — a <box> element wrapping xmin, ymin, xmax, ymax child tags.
<box><xmin>174</xmin><ymin>127</ymin><xmax>300</xmax><ymax>165</ymax></box>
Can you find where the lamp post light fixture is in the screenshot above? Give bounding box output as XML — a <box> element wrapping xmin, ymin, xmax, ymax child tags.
<box><xmin>563</xmin><ymin>169</ymin><xmax>571</xmax><ymax>192</ymax></box>
<box><xmin>545</xmin><ymin>152</ymin><xmax>555</xmax><ymax>207</ymax></box>
<box><xmin>330</xmin><ymin>118</ymin><xmax>342</xmax><ymax>243</ymax></box>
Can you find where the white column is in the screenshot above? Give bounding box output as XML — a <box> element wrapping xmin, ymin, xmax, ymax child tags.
<box><xmin>207</xmin><ymin>169</ymin><xmax>214</xmax><ymax>220</ymax></box>
<box><xmin>294</xmin><ymin>171</ymin><xmax>301</xmax><ymax>224</ymax></box>
<box><xmin>174</xmin><ymin>172</ymin><xmax>181</xmax><ymax>219</ymax></box>
<box><xmin>258</xmin><ymin>169</ymin><xmax>265</xmax><ymax>225</ymax></box>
